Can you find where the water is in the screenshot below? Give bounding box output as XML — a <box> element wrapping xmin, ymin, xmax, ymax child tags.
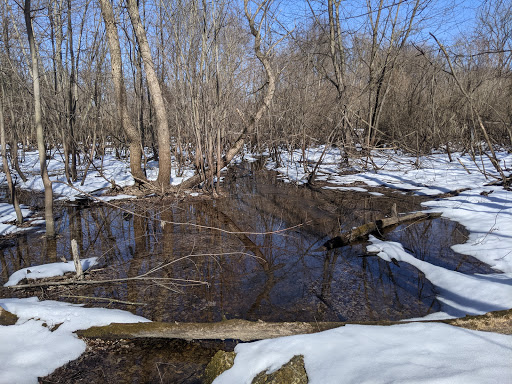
<box><xmin>0</xmin><ymin>161</ymin><xmax>495</xmax><ymax>382</ymax></box>
<box><xmin>0</xmin><ymin>161</ymin><xmax>492</xmax><ymax>323</ymax></box>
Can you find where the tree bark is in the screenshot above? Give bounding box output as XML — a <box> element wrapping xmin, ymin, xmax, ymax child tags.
<box><xmin>77</xmin><ymin>319</ymin><xmax>343</xmax><ymax>341</ymax></box>
<box><xmin>126</xmin><ymin>0</ymin><xmax>172</xmax><ymax>187</ymax></box>
<box><xmin>24</xmin><ymin>0</ymin><xmax>55</xmax><ymax>237</ymax></box>
<box><xmin>322</xmin><ymin>211</ymin><xmax>442</xmax><ymax>250</ymax></box>
<box><xmin>67</xmin><ymin>0</ymin><xmax>78</xmax><ymax>182</ymax></box>
<box><xmin>98</xmin><ymin>0</ymin><xmax>147</xmax><ymax>183</ymax></box>
<box><xmin>75</xmin><ymin>309</ymin><xmax>512</xmax><ymax>341</ymax></box>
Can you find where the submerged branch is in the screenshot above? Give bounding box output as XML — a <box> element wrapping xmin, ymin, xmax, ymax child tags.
<box><xmin>5</xmin><ymin>251</ymin><xmax>257</xmax><ymax>290</ymax></box>
<box><xmin>5</xmin><ymin>275</ymin><xmax>209</xmax><ymax>290</ymax></box>
<box><xmin>322</xmin><ymin>211</ymin><xmax>442</xmax><ymax>250</ymax></box>
<box><xmin>59</xmin><ymin>295</ymin><xmax>146</xmax><ymax>306</ymax></box>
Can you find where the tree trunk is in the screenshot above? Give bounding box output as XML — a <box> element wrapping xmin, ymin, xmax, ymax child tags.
<box><xmin>126</xmin><ymin>0</ymin><xmax>172</xmax><ymax>187</ymax></box>
<box><xmin>24</xmin><ymin>0</ymin><xmax>55</xmax><ymax>237</ymax></box>
<box><xmin>0</xmin><ymin>84</ymin><xmax>23</xmax><ymax>224</ymax></box>
<box><xmin>98</xmin><ymin>0</ymin><xmax>147</xmax><ymax>184</ymax></box>
<box><xmin>322</xmin><ymin>211</ymin><xmax>442</xmax><ymax>250</ymax></box>
<box><xmin>75</xmin><ymin>309</ymin><xmax>512</xmax><ymax>341</ymax></box>
<box><xmin>67</xmin><ymin>0</ymin><xmax>78</xmax><ymax>182</ymax></box>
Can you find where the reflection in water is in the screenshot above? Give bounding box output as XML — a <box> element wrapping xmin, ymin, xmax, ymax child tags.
<box><xmin>0</xmin><ymin>162</ymin><xmax>495</xmax><ymax>325</ymax></box>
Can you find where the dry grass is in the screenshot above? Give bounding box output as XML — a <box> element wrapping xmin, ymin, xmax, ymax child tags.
<box><xmin>446</xmin><ymin>309</ymin><xmax>512</xmax><ymax>334</ymax></box>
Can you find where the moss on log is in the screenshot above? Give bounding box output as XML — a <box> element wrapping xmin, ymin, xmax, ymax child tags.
<box><xmin>203</xmin><ymin>351</ymin><xmax>236</xmax><ymax>384</ymax></box>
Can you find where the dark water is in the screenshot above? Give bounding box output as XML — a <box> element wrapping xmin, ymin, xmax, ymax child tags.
<box><xmin>0</xmin><ymin>161</ymin><xmax>495</xmax><ymax>383</ymax></box>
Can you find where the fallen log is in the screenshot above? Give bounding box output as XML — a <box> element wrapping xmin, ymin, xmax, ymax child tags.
<box><xmin>76</xmin><ymin>319</ymin><xmax>342</xmax><ymax>342</ymax></box>
<box><xmin>322</xmin><ymin>210</ymin><xmax>442</xmax><ymax>250</ymax></box>
<box><xmin>76</xmin><ymin>309</ymin><xmax>512</xmax><ymax>341</ymax></box>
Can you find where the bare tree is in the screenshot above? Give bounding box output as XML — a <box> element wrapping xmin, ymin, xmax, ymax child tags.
<box><xmin>432</xmin><ymin>33</ymin><xmax>508</xmax><ymax>187</ymax></box>
<box><xmin>179</xmin><ymin>0</ymin><xmax>278</xmax><ymax>189</ymax></box>
<box><xmin>24</xmin><ymin>0</ymin><xmax>55</xmax><ymax>237</ymax></box>
<box><xmin>0</xmin><ymin>82</ymin><xmax>22</xmax><ymax>223</ymax></box>
<box><xmin>126</xmin><ymin>0</ymin><xmax>172</xmax><ymax>187</ymax></box>
<box><xmin>364</xmin><ymin>0</ymin><xmax>424</xmax><ymax>151</ymax></box>
<box><xmin>98</xmin><ymin>0</ymin><xmax>147</xmax><ymax>183</ymax></box>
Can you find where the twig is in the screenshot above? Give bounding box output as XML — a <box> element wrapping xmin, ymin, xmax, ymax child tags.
<box><xmin>457</xmin><ymin>158</ymin><xmax>471</xmax><ymax>174</ymax></box>
<box><xmin>59</xmin><ymin>295</ymin><xmax>146</xmax><ymax>306</ymax></box>
<box><xmin>6</xmin><ymin>275</ymin><xmax>209</xmax><ymax>289</ymax></box>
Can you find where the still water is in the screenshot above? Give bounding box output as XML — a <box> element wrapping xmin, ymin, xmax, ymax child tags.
<box><xmin>0</xmin><ymin>161</ymin><xmax>492</xmax><ymax>323</ymax></box>
<box><xmin>0</xmin><ymin>161</ymin><xmax>495</xmax><ymax>383</ymax></box>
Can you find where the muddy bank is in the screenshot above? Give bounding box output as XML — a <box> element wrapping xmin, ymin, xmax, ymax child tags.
<box><xmin>41</xmin><ymin>338</ymin><xmax>235</xmax><ymax>384</ymax></box>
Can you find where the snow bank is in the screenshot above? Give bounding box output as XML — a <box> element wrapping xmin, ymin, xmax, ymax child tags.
<box><xmin>423</xmin><ymin>188</ymin><xmax>512</xmax><ymax>273</ymax></box>
<box><xmin>0</xmin><ymin>150</ymin><xmax>198</xmax><ymax>204</ymax></box>
<box><xmin>266</xmin><ymin>147</ymin><xmax>512</xmax><ymax>196</ymax></box>
<box><xmin>0</xmin><ymin>297</ymin><xmax>149</xmax><ymax>383</ymax></box>
<box><xmin>368</xmin><ymin>236</ymin><xmax>512</xmax><ymax>320</ymax></box>
<box><xmin>214</xmin><ymin>322</ymin><xmax>512</xmax><ymax>384</ymax></box>
<box><xmin>3</xmin><ymin>257</ymin><xmax>98</xmax><ymax>287</ymax></box>
<box><xmin>0</xmin><ymin>320</ymin><xmax>85</xmax><ymax>384</ymax></box>
<box><xmin>0</xmin><ymin>297</ymin><xmax>149</xmax><ymax>333</ymax></box>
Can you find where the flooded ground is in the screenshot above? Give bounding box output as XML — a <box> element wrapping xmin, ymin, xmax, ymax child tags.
<box><xmin>0</xmin><ymin>160</ymin><xmax>495</xmax><ymax>382</ymax></box>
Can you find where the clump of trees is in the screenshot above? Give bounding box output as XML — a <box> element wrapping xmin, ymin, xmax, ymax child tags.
<box><xmin>0</xmin><ymin>0</ymin><xmax>510</xmax><ymax>235</ymax></box>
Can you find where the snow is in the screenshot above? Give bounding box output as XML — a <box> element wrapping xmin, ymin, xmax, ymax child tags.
<box><xmin>267</xmin><ymin>146</ymin><xmax>512</xmax><ymax>196</ymax></box>
<box><xmin>0</xmin><ymin>298</ymin><xmax>149</xmax><ymax>384</ymax></box>
<box><xmin>0</xmin><ymin>203</ymin><xmax>33</xmax><ymax>236</ymax></box>
<box><xmin>323</xmin><ymin>186</ymin><xmax>368</xmax><ymax>192</ymax></box>
<box><xmin>367</xmin><ymin>236</ymin><xmax>512</xmax><ymax>320</ymax></box>
<box><xmin>2</xmin><ymin>147</ymin><xmax>512</xmax><ymax>383</ymax></box>
<box><xmin>0</xmin><ymin>297</ymin><xmax>150</xmax><ymax>333</ymax></box>
<box><xmin>18</xmin><ymin>152</ymin><xmax>137</xmax><ymax>200</ymax></box>
<box><xmin>0</xmin><ymin>149</ymin><xmax>197</xmax><ymax>206</ymax></box>
<box><xmin>423</xmin><ymin>188</ymin><xmax>512</xmax><ymax>273</ymax></box>
<box><xmin>3</xmin><ymin>257</ymin><xmax>98</xmax><ymax>287</ymax></box>
<box><xmin>0</xmin><ymin>320</ymin><xmax>86</xmax><ymax>384</ymax></box>
<box><xmin>214</xmin><ymin>323</ymin><xmax>512</xmax><ymax>384</ymax></box>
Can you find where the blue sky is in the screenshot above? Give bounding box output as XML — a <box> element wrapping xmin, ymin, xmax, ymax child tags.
<box><xmin>273</xmin><ymin>0</ymin><xmax>486</xmax><ymax>44</ymax></box>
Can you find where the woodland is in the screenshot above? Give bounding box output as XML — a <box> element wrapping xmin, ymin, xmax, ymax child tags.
<box><xmin>0</xmin><ymin>0</ymin><xmax>511</xmax><ymax>238</ymax></box>
<box><xmin>1</xmin><ymin>1</ymin><xmax>512</xmax><ymax>382</ymax></box>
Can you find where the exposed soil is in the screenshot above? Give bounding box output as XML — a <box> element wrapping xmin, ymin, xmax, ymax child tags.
<box><xmin>40</xmin><ymin>338</ymin><xmax>235</xmax><ymax>384</ymax></box>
